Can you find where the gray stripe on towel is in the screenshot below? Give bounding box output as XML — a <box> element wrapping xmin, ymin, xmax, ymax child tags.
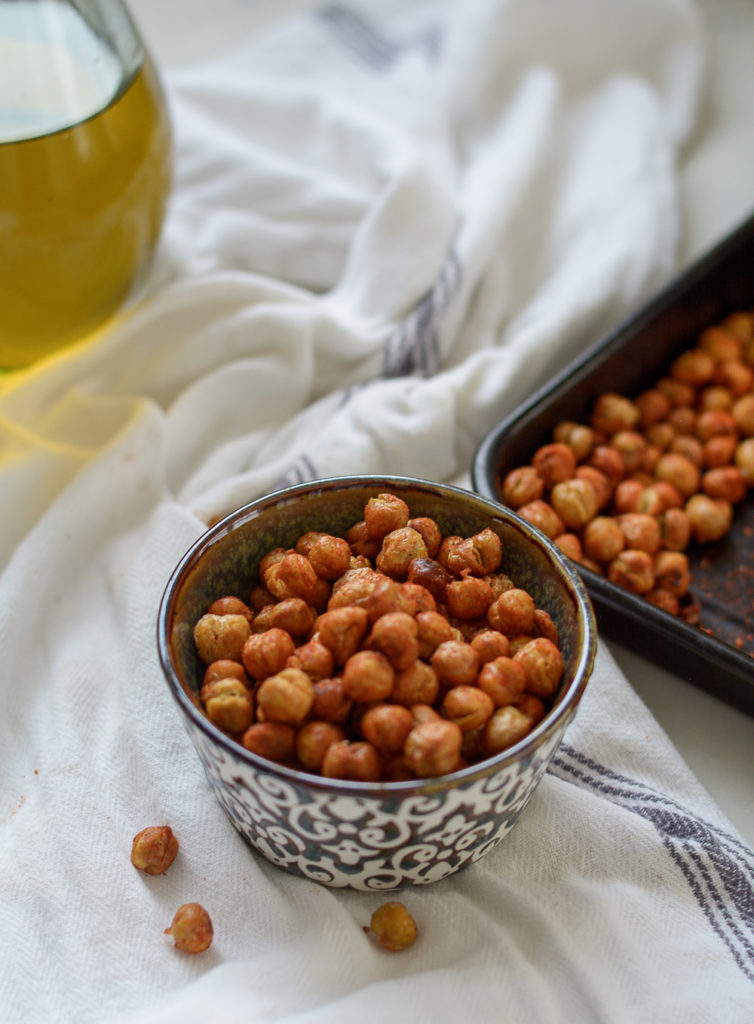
<box><xmin>550</xmin><ymin>744</ymin><xmax>754</xmax><ymax>982</ymax></box>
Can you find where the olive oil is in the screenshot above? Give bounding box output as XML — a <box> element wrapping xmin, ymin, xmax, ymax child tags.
<box><xmin>0</xmin><ymin>2</ymin><xmax>172</xmax><ymax>368</ymax></box>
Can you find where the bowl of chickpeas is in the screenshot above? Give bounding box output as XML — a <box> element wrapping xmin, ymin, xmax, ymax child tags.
<box><xmin>157</xmin><ymin>475</ymin><xmax>596</xmax><ymax>890</ymax></box>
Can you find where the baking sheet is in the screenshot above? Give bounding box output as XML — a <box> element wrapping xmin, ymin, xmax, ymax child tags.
<box><xmin>471</xmin><ymin>212</ymin><xmax>754</xmax><ymax>715</ymax></box>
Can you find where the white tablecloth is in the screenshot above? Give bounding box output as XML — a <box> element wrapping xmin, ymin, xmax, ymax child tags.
<box><xmin>1</xmin><ymin>1</ymin><xmax>753</xmax><ymax>1021</ymax></box>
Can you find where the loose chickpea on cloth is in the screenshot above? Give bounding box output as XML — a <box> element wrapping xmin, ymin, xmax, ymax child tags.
<box><xmin>1</xmin><ymin>0</ymin><xmax>753</xmax><ymax>1022</ymax></box>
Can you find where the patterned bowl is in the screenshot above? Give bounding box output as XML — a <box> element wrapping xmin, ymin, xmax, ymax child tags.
<box><xmin>157</xmin><ymin>475</ymin><xmax>597</xmax><ymax>890</ymax></box>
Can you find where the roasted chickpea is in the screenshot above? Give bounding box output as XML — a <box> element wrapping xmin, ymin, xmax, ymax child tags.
<box><xmin>657</xmin><ymin>376</ymin><xmax>696</xmax><ymax>407</ymax></box>
<box><xmin>442</xmin><ymin>529</ymin><xmax>502</xmax><ymax>577</ymax></box>
<box><xmin>207</xmin><ymin>596</ymin><xmax>253</xmax><ymax>621</ymax></box>
<box><xmin>654</xmin><ymin>452</ymin><xmax>701</xmax><ymax>498</ymax></box>
<box><xmin>512</xmin><ymin>638</ymin><xmax>563</xmax><ymax>698</ymax></box>
<box><xmin>305</xmin><ymin>534</ymin><xmax>352</xmax><ymax>580</ymax></box>
<box><xmin>296</xmin><ymin>721</ymin><xmax>346</xmax><ymax>771</ymax></box>
<box><xmin>364</xmin><ymin>493</ymin><xmax>410</xmax><ymax>540</ymax></box>
<box><xmin>411</xmin><ymin>609</ymin><xmax>452</xmax><ymax>659</ymax></box>
<box><xmin>670</xmin><ymin>434</ymin><xmax>704</xmax><ymax>467</ymax></box>
<box><xmin>645</xmin><ymin>588</ymin><xmax>680</xmax><ymax>616</ymax></box>
<box><xmin>590</xmin><ymin>392</ymin><xmax>639</xmax><ymax>434</ymax></box>
<box><xmin>702</xmin><ymin>466</ymin><xmax>747</xmax><ymax>503</ymax></box>
<box><xmin>611</xmin><ymin>431</ymin><xmax>647</xmax><ymax>474</ymax></box>
<box><xmin>638</xmin><ymin>481</ymin><xmax>683</xmax><ymax>515</ymax></box>
<box><xmin>259</xmin><ymin>547</ymin><xmax>286</xmax><ymax>580</ymax></box>
<box><xmin>264</xmin><ymin>552</ymin><xmax>318</xmax><ymax>604</ymax></box>
<box><xmin>365</xmin><ymin>902</ymin><xmax>418</xmax><ymax>952</ymax></box>
<box><xmin>131</xmin><ymin>826</ymin><xmax>179</xmax><ymax>876</ymax></box>
<box><xmin>477</xmin><ymin>656</ymin><xmax>527</xmax><ymax>707</ymax></box>
<box><xmin>735</xmin><ymin>437</ymin><xmax>754</xmax><ymax>485</ymax></box>
<box><xmin>635</xmin><ymin>388</ymin><xmax>671</xmax><ymax>427</ymax></box>
<box><xmin>242</xmin><ymin>627</ymin><xmax>295</xmax><ymax>680</ymax></box>
<box><xmin>685</xmin><ymin>494</ymin><xmax>733</xmax><ymax>543</ymax></box>
<box><xmin>513</xmin><ymin>693</ymin><xmax>547</xmax><ymax>723</ymax></box>
<box><xmin>582</xmin><ymin>516</ymin><xmax>625</xmax><ymax>564</ymax></box>
<box><xmin>445</xmin><ymin>574</ymin><xmax>495</xmax><ymax>620</ymax></box>
<box><xmin>703</xmin><ymin>433</ymin><xmax>738</xmax><ymax>468</ymax></box>
<box><xmin>469</xmin><ymin>629</ymin><xmax>511</xmax><ymax>663</ymax></box>
<box><xmin>342</xmin><ymin>649</ymin><xmax>395</xmax><ymax>702</ymax></box>
<box><xmin>658</xmin><ymin>507</ymin><xmax>693</xmax><ymax>551</ymax></box>
<box><xmin>316</xmin><ymin>606</ymin><xmax>369</xmax><ymax>664</ymax></box>
<box><xmin>256</xmin><ymin>667</ymin><xmax>314</xmax><ymax>725</ymax></box>
<box><xmin>311</xmin><ymin>677</ymin><xmax>353</xmax><ymax>724</ymax></box>
<box><xmin>407</xmin><ymin>517</ymin><xmax>442</xmax><ymax>558</ymax></box>
<box><xmin>436</xmin><ymin>535</ymin><xmax>463</xmax><ymax>572</ymax></box>
<box><xmin>667</xmin><ymin>405</ymin><xmax>697</xmax><ymax>435</ymax></box>
<box><xmin>720</xmin><ymin>313</ymin><xmax>754</xmax><ymax>342</ymax></box>
<box><xmin>698</xmin><ymin>385</ymin><xmax>734</xmax><ymax>413</ymax></box>
<box><xmin>399</xmin><ymin>581</ymin><xmax>436</xmax><ymax>614</ymax></box>
<box><xmin>533</xmin><ymin>608</ymin><xmax>559</xmax><ymax>645</ymax></box>
<box><xmin>574</xmin><ymin>465</ymin><xmax>612</xmax><ymax>509</ymax></box>
<box><xmin>670</xmin><ymin>348</ymin><xmax>716</xmax><ymax>386</ymax></box>
<box><xmin>321</xmin><ymin>740</ymin><xmax>381</xmax><ymax>781</ymax></box>
<box><xmin>203</xmin><ymin>678</ymin><xmax>254</xmax><ymax>733</ymax></box>
<box><xmin>553</xmin><ymin>533</ymin><xmax>583</xmax><ymax>562</ymax></box>
<box><xmin>430</xmin><ymin>640</ymin><xmax>480</xmax><ymax>687</ymax></box>
<box><xmin>346</xmin><ymin>520</ymin><xmax>381</xmax><ymax>560</ymax></box>
<box><xmin>249</xmin><ymin>585</ymin><xmax>276</xmax><ymax>612</ymax></box>
<box><xmin>367</xmin><ymin>611</ymin><xmax>419</xmax><ymax>670</ymax></box>
<box><xmin>552</xmin><ymin>420</ymin><xmax>595</xmax><ymax>460</ymax></box>
<box><xmin>403</xmin><ymin>720</ymin><xmax>463</xmax><ymax>778</ymax></box>
<box><xmin>699</xmin><ymin>324</ymin><xmax>744</xmax><ymax>362</ymax></box>
<box><xmin>202</xmin><ymin>660</ymin><xmax>250</xmax><ymax>689</ymax></box>
<box><xmin>487</xmin><ymin>588</ymin><xmax>536</xmax><ymax>635</ymax></box>
<box><xmin>587</xmin><ymin>445</ymin><xmax>625</xmax><ymax>486</ymax></box>
<box><xmin>516</xmin><ymin>499</ymin><xmax>565</xmax><ymax>539</ymax></box>
<box><xmin>531</xmin><ymin>442</ymin><xmax>576</xmax><ymax>487</ymax></box>
<box><xmin>482</xmin><ymin>706</ymin><xmax>534</xmax><ymax>755</ymax></box>
<box><xmin>360</xmin><ymin>704</ymin><xmax>413</xmax><ymax>753</ymax></box>
<box><xmin>550</xmin><ymin>478</ymin><xmax>598</xmax><ymax>530</ymax></box>
<box><xmin>617</xmin><ymin>513</ymin><xmax>661</xmax><ymax>555</ymax></box>
<box><xmin>391</xmin><ymin>660</ymin><xmax>440</xmax><ymax>707</ymax></box>
<box><xmin>193</xmin><ymin>613</ymin><xmax>251</xmax><ymax>664</ymax></box>
<box><xmin>242</xmin><ymin>721</ymin><xmax>297</xmax><ymax>762</ymax></box>
<box><xmin>653</xmin><ymin>551</ymin><xmax>691</xmax><ymax>598</ymax></box>
<box><xmin>251</xmin><ymin>597</ymin><xmax>314</xmax><ymax>638</ymax></box>
<box><xmin>696</xmin><ymin>408</ymin><xmax>737</xmax><ymax>442</ymax></box>
<box><xmin>328</xmin><ymin>567</ymin><xmax>384</xmax><ymax>610</ymax></box>
<box><xmin>607</xmin><ymin>549</ymin><xmax>655</xmax><ymax>594</ymax></box>
<box><xmin>165</xmin><ymin>903</ymin><xmax>213</xmax><ymax>955</ymax></box>
<box><xmin>732</xmin><ymin>394</ymin><xmax>754</xmax><ymax>436</ymax></box>
<box><xmin>407</xmin><ymin>557</ymin><xmax>452</xmax><ymax>601</ymax></box>
<box><xmin>376</xmin><ymin>527</ymin><xmax>428</xmax><ymax>578</ymax></box>
<box><xmin>612</xmin><ymin>478</ymin><xmax>644</xmax><ymax>514</ymax></box>
<box><xmin>441</xmin><ymin>686</ymin><xmax>495</xmax><ymax>732</ymax></box>
<box><xmin>286</xmin><ymin>638</ymin><xmax>334</xmax><ymax>681</ymax></box>
<box><xmin>715</xmin><ymin>360</ymin><xmax>753</xmax><ymax>396</ymax></box>
<box><xmin>645</xmin><ymin>421</ymin><xmax>676</xmax><ymax>451</ymax></box>
<box><xmin>501</xmin><ymin>465</ymin><xmax>545</xmax><ymax>508</ymax></box>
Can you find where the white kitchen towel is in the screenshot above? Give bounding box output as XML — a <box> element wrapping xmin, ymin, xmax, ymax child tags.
<box><xmin>1</xmin><ymin>0</ymin><xmax>752</xmax><ymax>1021</ymax></box>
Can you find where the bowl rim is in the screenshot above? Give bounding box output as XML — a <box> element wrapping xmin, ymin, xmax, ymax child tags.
<box><xmin>157</xmin><ymin>474</ymin><xmax>598</xmax><ymax>798</ymax></box>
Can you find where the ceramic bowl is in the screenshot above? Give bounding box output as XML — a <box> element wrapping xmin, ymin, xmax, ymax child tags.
<box><xmin>157</xmin><ymin>475</ymin><xmax>597</xmax><ymax>890</ymax></box>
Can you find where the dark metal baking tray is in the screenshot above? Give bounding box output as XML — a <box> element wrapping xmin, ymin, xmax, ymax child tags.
<box><xmin>471</xmin><ymin>211</ymin><xmax>754</xmax><ymax>716</ymax></box>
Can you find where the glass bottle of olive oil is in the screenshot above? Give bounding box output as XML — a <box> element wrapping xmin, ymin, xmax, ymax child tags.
<box><xmin>0</xmin><ymin>0</ymin><xmax>172</xmax><ymax>368</ymax></box>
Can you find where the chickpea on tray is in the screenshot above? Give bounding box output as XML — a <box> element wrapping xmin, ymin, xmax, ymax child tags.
<box><xmin>499</xmin><ymin>308</ymin><xmax>754</xmax><ymax>628</ymax></box>
<box><xmin>191</xmin><ymin>492</ymin><xmax>565</xmax><ymax>783</ymax></box>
